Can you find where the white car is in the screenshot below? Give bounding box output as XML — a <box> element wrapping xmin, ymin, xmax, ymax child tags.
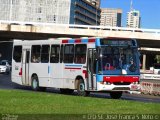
<box><xmin>0</xmin><ymin>60</ymin><xmax>11</xmax><ymax>74</ymax></box>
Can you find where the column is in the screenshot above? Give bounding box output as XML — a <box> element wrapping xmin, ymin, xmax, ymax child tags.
<box><xmin>142</xmin><ymin>54</ymin><xmax>146</xmax><ymax>70</ymax></box>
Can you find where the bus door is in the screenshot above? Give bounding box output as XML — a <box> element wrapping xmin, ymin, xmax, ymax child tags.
<box><xmin>87</xmin><ymin>49</ymin><xmax>97</xmax><ymax>90</ymax></box>
<box><xmin>22</xmin><ymin>49</ymin><xmax>30</xmax><ymax>85</ymax></box>
<box><xmin>50</xmin><ymin>45</ymin><xmax>63</xmax><ymax>88</ymax></box>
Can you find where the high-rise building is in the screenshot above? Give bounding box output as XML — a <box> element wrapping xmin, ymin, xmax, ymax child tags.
<box><xmin>86</xmin><ymin>0</ymin><xmax>101</xmax><ymax>7</ymax></box>
<box><xmin>126</xmin><ymin>10</ymin><xmax>141</xmax><ymax>28</ymax></box>
<box><xmin>71</xmin><ymin>0</ymin><xmax>101</xmax><ymax>25</ymax></box>
<box><xmin>100</xmin><ymin>8</ymin><xmax>122</xmax><ymax>27</ymax></box>
<box><xmin>0</xmin><ymin>0</ymin><xmax>101</xmax><ymax>25</ymax></box>
<box><xmin>126</xmin><ymin>0</ymin><xmax>141</xmax><ymax>28</ymax></box>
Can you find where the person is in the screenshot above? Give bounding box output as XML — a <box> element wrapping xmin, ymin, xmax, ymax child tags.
<box><xmin>103</xmin><ymin>55</ymin><xmax>114</xmax><ymax>70</ymax></box>
<box><xmin>113</xmin><ymin>54</ymin><xmax>120</xmax><ymax>69</ymax></box>
<box><xmin>32</xmin><ymin>55</ymin><xmax>38</xmax><ymax>63</ymax></box>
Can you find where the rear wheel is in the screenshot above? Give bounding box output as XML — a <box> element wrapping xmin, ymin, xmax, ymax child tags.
<box><xmin>77</xmin><ymin>79</ymin><xmax>90</xmax><ymax>96</ymax></box>
<box><xmin>110</xmin><ymin>91</ymin><xmax>123</xmax><ymax>99</ymax></box>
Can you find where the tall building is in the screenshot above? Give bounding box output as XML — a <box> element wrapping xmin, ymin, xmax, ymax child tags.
<box><xmin>100</xmin><ymin>8</ymin><xmax>122</xmax><ymax>27</ymax></box>
<box><xmin>70</xmin><ymin>0</ymin><xmax>101</xmax><ymax>25</ymax></box>
<box><xmin>126</xmin><ymin>0</ymin><xmax>141</xmax><ymax>28</ymax></box>
<box><xmin>126</xmin><ymin>10</ymin><xmax>141</xmax><ymax>28</ymax></box>
<box><xmin>0</xmin><ymin>0</ymin><xmax>101</xmax><ymax>25</ymax></box>
<box><xmin>86</xmin><ymin>0</ymin><xmax>101</xmax><ymax>7</ymax></box>
<box><xmin>0</xmin><ymin>0</ymin><xmax>71</xmax><ymax>24</ymax></box>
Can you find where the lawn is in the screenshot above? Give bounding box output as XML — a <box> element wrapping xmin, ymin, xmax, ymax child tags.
<box><xmin>0</xmin><ymin>89</ymin><xmax>159</xmax><ymax>119</ymax></box>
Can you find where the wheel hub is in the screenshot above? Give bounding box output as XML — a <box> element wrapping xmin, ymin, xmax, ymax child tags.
<box><xmin>33</xmin><ymin>79</ymin><xmax>37</xmax><ymax>89</ymax></box>
<box><xmin>79</xmin><ymin>83</ymin><xmax>84</xmax><ymax>91</ymax></box>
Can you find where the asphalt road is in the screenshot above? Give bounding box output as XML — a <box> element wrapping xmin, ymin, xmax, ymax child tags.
<box><xmin>0</xmin><ymin>73</ymin><xmax>160</xmax><ymax>103</ymax></box>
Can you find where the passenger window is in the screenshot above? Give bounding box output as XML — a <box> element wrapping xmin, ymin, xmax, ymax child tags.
<box><xmin>41</xmin><ymin>45</ymin><xmax>50</xmax><ymax>63</ymax></box>
<box><xmin>50</xmin><ymin>45</ymin><xmax>60</xmax><ymax>63</ymax></box>
<box><xmin>13</xmin><ymin>46</ymin><xmax>22</xmax><ymax>62</ymax></box>
<box><xmin>75</xmin><ymin>44</ymin><xmax>87</xmax><ymax>64</ymax></box>
<box><xmin>31</xmin><ymin>45</ymin><xmax>41</xmax><ymax>63</ymax></box>
<box><xmin>64</xmin><ymin>44</ymin><xmax>74</xmax><ymax>63</ymax></box>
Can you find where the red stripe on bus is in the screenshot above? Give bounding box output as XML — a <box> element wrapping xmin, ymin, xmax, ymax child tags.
<box><xmin>65</xmin><ymin>67</ymin><xmax>81</xmax><ymax>70</ymax></box>
<box><xmin>75</xmin><ymin>39</ymin><xmax>81</xmax><ymax>43</ymax></box>
<box><xmin>62</xmin><ymin>40</ymin><xmax>68</xmax><ymax>43</ymax></box>
<box><xmin>88</xmin><ymin>39</ymin><xmax>95</xmax><ymax>42</ymax></box>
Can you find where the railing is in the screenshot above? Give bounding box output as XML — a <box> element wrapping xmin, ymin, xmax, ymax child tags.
<box><xmin>0</xmin><ymin>20</ymin><xmax>160</xmax><ymax>34</ymax></box>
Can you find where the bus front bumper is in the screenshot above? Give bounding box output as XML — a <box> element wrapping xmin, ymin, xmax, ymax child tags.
<box><xmin>97</xmin><ymin>82</ymin><xmax>139</xmax><ymax>91</ymax></box>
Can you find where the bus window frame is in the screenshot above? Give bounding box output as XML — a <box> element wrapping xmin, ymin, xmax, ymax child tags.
<box><xmin>13</xmin><ymin>45</ymin><xmax>22</xmax><ymax>63</ymax></box>
<box><xmin>31</xmin><ymin>45</ymin><xmax>41</xmax><ymax>63</ymax></box>
<box><xmin>50</xmin><ymin>45</ymin><xmax>60</xmax><ymax>63</ymax></box>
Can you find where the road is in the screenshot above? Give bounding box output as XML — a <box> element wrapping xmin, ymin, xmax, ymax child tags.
<box><xmin>0</xmin><ymin>73</ymin><xmax>160</xmax><ymax>103</ymax></box>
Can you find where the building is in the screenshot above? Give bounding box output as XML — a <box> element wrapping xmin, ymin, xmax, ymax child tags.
<box><xmin>100</xmin><ymin>8</ymin><xmax>122</xmax><ymax>27</ymax></box>
<box><xmin>0</xmin><ymin>0</ymin><xmax>101</xmax><ymax>25</ymax></box>
<box><xmin>71</xmin><ymin>0</ymin><xmax>101</xmax><ymax>25</ymax></box>
<box><xmin>126</xmin><ymin>10</ymin><xmax>141</xmax><ymax>28</ymax></box>
<box><xmin>86</xmin><ymin>0</ymin><xmax>101</xmax><ymax>7</ymax></box>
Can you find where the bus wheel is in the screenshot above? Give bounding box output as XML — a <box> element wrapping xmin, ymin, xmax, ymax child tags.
<box><xmin>31</xmin><ymin>76</ymin><xmax>39</xmax><ymax>91</ymax></box>
<box><xmin>77</xmin><ymin>79</ymin><xmax>89</xmax><ymax>96</ymax></box>
<box><xmin>110</xmin><ymin>91</ymin><xmax>123</xmax><ymax>99</ymax></box>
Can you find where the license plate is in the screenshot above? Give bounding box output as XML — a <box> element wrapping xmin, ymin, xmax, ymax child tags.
<box><xmin>131</xmin><ymin>85</ymin><xmax>138</xmax><ymax>90</ymax></box>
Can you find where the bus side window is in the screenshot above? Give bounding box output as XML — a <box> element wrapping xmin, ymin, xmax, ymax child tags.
<box><xmin>41</xmin><ymin>45</ymin><xmax>50</xmax><ymax>63</ymax></box>
<box><xmin>50</xmin><ymin>45</ymin><xmax>60</xmax><ymax>63</ymax></box>
<box><xmin>75</xmin><ymin>44</ymin><xmax>87</xmax><ymax>64</ymax></box>
<box><xmin>13</xmin><ymin>46</ymin><xmax>22</xmax><ymax>62</ymax></box>
<box><xmin>64</xmin><ymin>44</ymin><xmax>74</xmax><ymax>63</ymax></box>
<box><xmin>31</xmin><ymin>45</ymin><xmax>41</xmax><ymax>63</ymax></box>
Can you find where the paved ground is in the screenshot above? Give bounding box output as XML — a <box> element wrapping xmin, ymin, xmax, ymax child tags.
<box><xmin>0</xmin><ymin>73</ymin><xmax>160</xmax><ymax>103</ymax></box>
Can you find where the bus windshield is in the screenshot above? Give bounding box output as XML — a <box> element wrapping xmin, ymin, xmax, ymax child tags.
<box><xmin>98</xmin><ymin>46</ymin><xmax>139</xmax><ymax>75</ymax></box>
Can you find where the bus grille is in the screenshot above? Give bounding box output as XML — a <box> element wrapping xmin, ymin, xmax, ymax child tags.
<box><xmin>113</xmin><ymin>82</ymin><xmax>131</xmax><ymax>85</ymax></box>
<box><xmin>113</xmin><ymin>87</ymin><xmax>130</xmax><ymax>90</ymax></box>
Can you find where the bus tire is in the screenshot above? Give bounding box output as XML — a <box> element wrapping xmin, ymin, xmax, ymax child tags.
<box><xmin>31</xmin><ymin>76</ymin><xmax>40</xmax><ymax>91</ymax></box>
<box><xmin>77</xmin><ymin>79</ymin><xmax>90</xmax><ymax>96</ymax></box>
<box><xmin>110</xmin><ymin>91</ymin><xmax>123</xmax><ymax>99</ymax></box>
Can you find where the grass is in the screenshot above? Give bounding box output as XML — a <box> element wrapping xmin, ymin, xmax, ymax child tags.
<box><xmin>0</xmin><ymin>89</ymin><xmax>160</xmax><ymax>114</ymax></box>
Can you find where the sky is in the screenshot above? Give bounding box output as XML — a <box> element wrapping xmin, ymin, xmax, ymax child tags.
<box><xmin>100</xmin><ymin>0</ymin><xmax>160</xmax><ymax>29</ymax></box>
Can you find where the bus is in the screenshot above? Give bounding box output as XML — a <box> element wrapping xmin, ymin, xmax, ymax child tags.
<box><xmin>12</xmin><ymin>37</ymin><xmax>140</xmax><ymax>99</ymax></box>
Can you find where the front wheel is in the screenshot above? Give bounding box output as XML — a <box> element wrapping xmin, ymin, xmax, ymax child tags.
<box><xmin>110</xmin><ymin>91</ymin><xmax>123</xmax><ymax>99</ymax></box>
<box><xmin>77</xmin><ymin>79</ymin><xmax>90</xmax><ymax>96</ymax></box>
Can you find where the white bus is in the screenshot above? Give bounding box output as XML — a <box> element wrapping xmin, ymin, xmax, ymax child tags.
<box><xmin>12</xmin><ymin>37</ymin><xmax>140</xmax><ymax>99</ymax></box>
